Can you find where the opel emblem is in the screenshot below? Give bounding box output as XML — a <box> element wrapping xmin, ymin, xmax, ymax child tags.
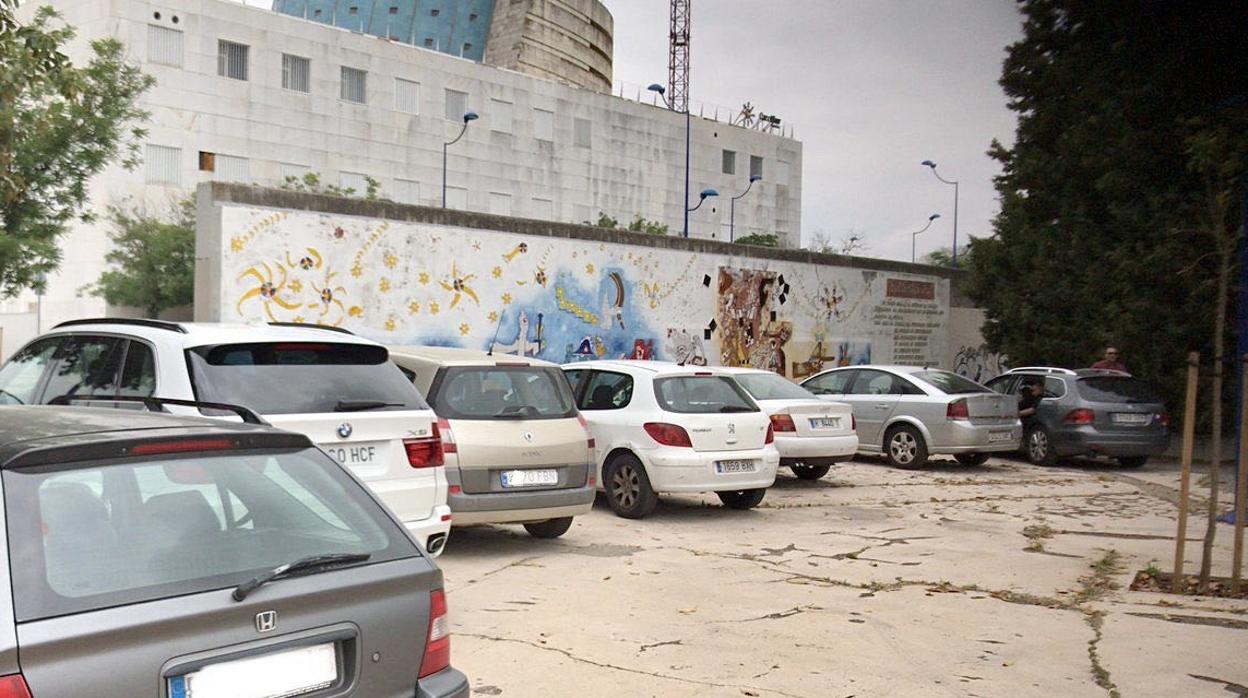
<box><xmin>337</xmin><ymin>423</ymin><xmax>353</xmax><ymax>439</ymax></box>
<box><xmin>523</xmin><ymin>432</ymin><xmax>534</xmax><ymax>443</ymax></box>
<box><xmin>728</xmin><ymin>423</ymin><xmax>736</xmax><ymax>435</ymax></box>
<box><xmin>255</xmin><ymin>610</ymin><xmax>277</xmax><ymax>633</ymax></box>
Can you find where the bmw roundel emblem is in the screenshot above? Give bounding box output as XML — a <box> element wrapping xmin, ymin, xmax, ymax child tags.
<box><xmin>337</xmin><ymin>423</ymin><xmax>353</xmax><ymax>439</ymax></box>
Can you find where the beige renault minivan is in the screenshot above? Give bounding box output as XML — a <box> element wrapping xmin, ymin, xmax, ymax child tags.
<box><xmin>388</xmin><ymin>347</ymin><xmax>596</xmax><ymax>538</ymax></box>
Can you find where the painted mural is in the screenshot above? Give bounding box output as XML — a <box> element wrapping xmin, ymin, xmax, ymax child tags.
<box><xmin>953</xmin><ymin>345</ymin><xmax>1009</xmax><ymax>382</ymax></box>
<box><xmin>212</xmin><ymin>205</ymin><xmax>954</xmax><ymax>375</ymax></box>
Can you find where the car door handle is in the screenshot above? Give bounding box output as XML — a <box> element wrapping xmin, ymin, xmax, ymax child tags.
<box><xmin>872</xmin><ymin>404</ymin><xmax>891</xmax><ymax>410</ymax></box>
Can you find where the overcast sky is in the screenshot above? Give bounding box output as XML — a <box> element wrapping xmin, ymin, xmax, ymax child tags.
<box><xmin>602</xmin><ymin>0</ymin><xmax>1024</xmax><ymax>262</ymax></box>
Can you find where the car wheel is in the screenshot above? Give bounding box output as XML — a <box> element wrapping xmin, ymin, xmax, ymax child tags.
<box><xmin>716</xmin><ymin>488</ymin><xmax>767</xmax><ymax>510</ymax></box>
<box><xmin>790</xmin><ymin>464</ymin><xmax>832</xmax><ymax>480</ymax></box>
<box><xmin>604</xmin><ymin>454</ymin><xmax>658</xmax><ymax>519</ymax></box>
<box><xmin>1026</xmin><ymin>426</ymin><xmax>1057</xmax><ymax>465</ymax></box>
<box><xmin>1117</xmin><ymin>456</ymin><xmax>1148</xmax><ymax>468</ymax></box>
<box><xmin>884</xmin><ymin>425</ymin><xmax>928</xmax><ymax>469</ymax></box>
<box><xmin>954</xmin><ymin>453</ymin><xmax>990</xmax><ymax>467</ymax></box>
<box><xmin>523</xmin><ymin>517</ymin><xmax>574</xmax><ymax>539</ymax></box>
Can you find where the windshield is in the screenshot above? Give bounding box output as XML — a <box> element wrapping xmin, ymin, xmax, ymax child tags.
<box><xmin>432</xmin><ymin>366</ymin><xmax>577</xmax><ymax>419</ymax></box>
<box><xmin>1076</xmin><ymin>377</ymin><xmax>1163</xmax><ymax>404</ymax></box>
<box><xmin>187</xmin><ymin>342</ymin><xmax>429</xmax><ymax>415</ymax></box>
<box><xmin>911</xmin><ymin>370</ymin><xmax>991</xmax><ymax>395</ymax></box>
<box><xmin>734</xmin><ymin>372</ymin><xmax>816</xmax><ymax>401</ymax></box>
<box><xmin>4</xmin><ymin>447</ymin><xmax>416</xmax><ymax>621</ymax></box>
<box><xmin>654</xmin><ymin>375</ymin><xmax>759</xmax><ymax>414</ymax></box>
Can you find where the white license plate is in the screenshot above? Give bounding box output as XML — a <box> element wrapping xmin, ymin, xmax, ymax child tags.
<box><xmin>809</xmin><ymin>417</ymin><xmax>840</xmax><ymax>429</ymax></box>
<box><xmin>1112</xmin><ymin>413</ymin><xmax>1150</xmax><ymax>425</ymax></box>
<box><xmin>715</xmin><ymin>459</ymin><xmax>756</xmax><ymax>474</ymax></box>
<box><xmin>501</xmin><ymin>469</ymin><xmax>559</xmax><ymax>488</ymax></box>
<box><xmin>988</xmin><ymin>430</ymin><xmax>1015</xmax><ymax>443</ymax></box>
<box><xmin>169</xmin><ymin>642</ymin><xmax>338</xmax><ymax>698</ymax></box>
<box><xmin>323</xmin><ymin>442</ymin><xmax>385</xmax><ymax>467</ymax></box>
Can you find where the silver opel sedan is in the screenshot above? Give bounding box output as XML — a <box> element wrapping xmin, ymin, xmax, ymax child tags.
<box><xmin>800</xmin><ymin>365</ymin><xmax>1021</xmax><ymax>468</ymax></box>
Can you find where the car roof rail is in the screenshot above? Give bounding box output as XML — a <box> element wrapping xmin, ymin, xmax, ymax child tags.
<box><xmin>47</xmin><ymin>395</ymin><xmax>268</xmax><ymax>425</ymax></box>
<box><xmin>267</xmin><ymin>322</ymin><xmax>355</xmax><ymax>335</ymax></box>
<box><xmin>53</xmin><ymin>318</ymin><xmax>188</xmax><ymax>334</ymax></box>
<box><xmin>1004</xmin><ymin>366</ymin><xmax>1076</xmax><ymax>376</ymax></box>
<box><xmin>1077</xmin><ymin>368</ymin><xmax>1132</xmax><ymax>377</ymax></box>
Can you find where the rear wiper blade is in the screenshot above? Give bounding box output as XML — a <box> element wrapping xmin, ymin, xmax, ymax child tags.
<box><xmin>334</xmin><ymin>400</ymin><xmax>403</xmax><ymax>412</ymax></box>
<box><xmin>719</xmin><ymin>405</ymin><xmax>755</xmax><ymax>413</ymax></box>
<box><xmin>232</xmin><ymin>553</ymin><xmax>371</xmax><ymax>602</ymax></box>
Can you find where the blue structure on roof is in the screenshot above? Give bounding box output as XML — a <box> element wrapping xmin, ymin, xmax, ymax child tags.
<box><xmin>272</xmin><ymin>0</ymin><xmax>497</xmax><ymax>62</ymax></box>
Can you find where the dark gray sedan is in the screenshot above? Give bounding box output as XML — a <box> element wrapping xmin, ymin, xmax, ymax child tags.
<box><xmin>985</xmin><ymin>367</ymin><xmax>1170</xmax><ymax>467</ymax></box>
<box><xmin>0</xmin><ymin>405</ymin><xmax>470</xmax><ymax>698</ymax></box>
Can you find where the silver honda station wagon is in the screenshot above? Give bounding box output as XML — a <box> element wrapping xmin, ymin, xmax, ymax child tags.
<box><xmin>0</xmin><ymin>403</ymin><xmax>469</xmax><ymax>698</ymax></box>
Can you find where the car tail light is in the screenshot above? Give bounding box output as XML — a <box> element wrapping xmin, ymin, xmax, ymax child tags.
<box><xmin>643</xmin><ymin>422</ymin><xmax>693</xmax><ymax>448</ymax></box>
<box><xmin>404</xmin><ymin>431</ymin><xmax>444</xmax><ymax>469</ymax></box>
<box><xmin>436</xmin><ymin>418</ymin><xmax>457</xmax><ymax>454</ymax></box>
<box><xmin>131</xmin><ymin>438</ymin><xmax>235</xmax><ymax>456</ymax></box>
<box><xmin>765</xmin><ymin>423</ymin><xmax>775</xmax><ymax>444</ymax></box>
<box><xmin>1158</xmin><ymin>413</ymin><xmax>1171</xmax><ymax>426</ymax></box>
<box><xmin>946</xmin><ymin>399</ymin><xmax>970</xmax><ymax>421</ymax></box>
<box><xmin>769</xmin><ymin>414</ymin><xmax>797</xmax><ymax>432</ymax></box>
<box><xmin>576</xmin><ymin>412</ymin><xmax>596</xmax><ymax>450</ymax></box>
<box><xmin>1064</xmin><ymin>408</ymin><xmax>1095</xmax><ymax>425</ymax></box>
<box><xmin>418</xmin><ymin>590</ymin><xmax>451</xmax><ymax>678</ymax></box>
<box><xmin>0</xmin><ymin>675</ymin><xmax>32</xmax><ymax>698</ymax></box>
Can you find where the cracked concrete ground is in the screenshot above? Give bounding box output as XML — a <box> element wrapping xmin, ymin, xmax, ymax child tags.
<box><xmin>437</xmin><ymin>456</ymin><xmax>1248</xmax><ymax>697</ymax></box>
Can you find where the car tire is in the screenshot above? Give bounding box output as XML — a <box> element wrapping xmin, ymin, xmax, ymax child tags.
<box><xmin>1026</xmin><ymin>426</ymin><xmax>1057</xmax><ymax>465</ymax></box>
<box><xmin>716</xmin><ymin>488</ymin><xmax>767</xmax><ymax>510</ymax></box>
<box><xmin>954</xmin><ymin>453</ymin><xmax>990</xmax><ymax>467</ymax></box>
<box><xmin>884</xmin><ymin>425</ymin><xmax>928</xmax><ymax>469</ymax></box>
<box><xmin>603</xmin><ymin>454</ymin><xmax>659</xmax><ymax>519</ymax></box>
<box><xmin>1117</xmin><ymin>456</ymin><xmax>1148</xmax><ymax>468</ymax></box>
<box><xmin>523</xmin><ymin>517</ymin><xmax>574</xmax><ymax>539</ymax></box>
<box><xmin>790</xmin><ymin>463</ymin><xmax>832</xmax><ymax>480</ymax></box>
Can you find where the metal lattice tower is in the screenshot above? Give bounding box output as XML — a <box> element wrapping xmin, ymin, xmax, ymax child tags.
<box><xmin>668</xmin><ymin>0</ymin><xmax>690</xmax><ymax>112</ymax></box>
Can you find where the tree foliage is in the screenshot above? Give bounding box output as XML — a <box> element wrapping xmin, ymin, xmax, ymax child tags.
<box><xmin>281</xmin><ymin>171</ymin><xmax>380</xmax><ymax>200</ymax></box>
<box><xmin>921</xmin><ymin>244</ymin><xmax>972</xmax><ymax>268</ymax></box>
<box><xmin>735</xmin><ymin>233</ymin><xmax>780</xmax><ymax>248</ymax></box>
<box><xmin>0</xmin><ymin>4</ymin><xmax>154</xmax><ymax>298</ymax></box>
<box><xmin>88</xmin><ymin>198</ymin><xmax>195</xmax><ymax>317</ymax></box>
<box><xmin>966</xmin><ymin>0</ymin><xmax>1247</xmax><ymax>412</ymax></box>
<box><xmin>585</xmin><ymin>211</ymin><xmax>669</xmax><ymax>235</ymax></box>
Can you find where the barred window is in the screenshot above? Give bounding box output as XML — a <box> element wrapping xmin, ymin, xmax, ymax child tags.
<box><xmin>341</xmin><ymin>66</ymin><xmax>367</xmax><ymax>104</ymax></box>
<box><xmin>147</xmin><ymin>25</ymin><xmax>183</xmax><ymax>67</ymax></box>
<box><xmin>217</xmin><ymin>40</ymin><xmax>249</xmax><ymax>81</ymax></box>
<box><xmin>282</xmin><ymin>54</ymin><xmax>310</xmax><ymax>92</ymax></box>
<box><xmin>395</xmin><ymin>78</ymin><xmax>420</xmax><ymax>114</ymax></box>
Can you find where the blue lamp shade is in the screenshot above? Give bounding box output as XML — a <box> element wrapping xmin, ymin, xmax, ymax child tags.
<box><xmin>463</xmin><ymin>111</ymin><xmax>479</xmax><ymax>122</ymax></box>
<box><xmin>921</xmin><ymin>159</ymin><xmax>936</xmax><ymax>168</ymax></box>
<box><xmin>749</xmin><ymin>174</ymin><xmax>762</xmax><ymax>183</ymax></box>
<box><xmin>699</xmin><ymin>188</ymin><xmax>719</xmax><ymax>199</ymax></box>
<box><xmin>646</xmin><ymin>83</ymin><xmax>666</xmax><ymax>94</ymax></box>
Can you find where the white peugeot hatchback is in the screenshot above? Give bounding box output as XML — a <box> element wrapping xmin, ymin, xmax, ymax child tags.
<box><xmin>562</xmin><ymin>361</ymin><xmax>780</xmax><ymax>519</ymax></box>
<box><xmin>718</xmin><ymin>366</ymin><xmax>859</xmax><ymax>480</ymax></box>
<box><xmin>0</xmin><ymin>319</ymin><xmax>453</xmax><ymax>555</ymax></box>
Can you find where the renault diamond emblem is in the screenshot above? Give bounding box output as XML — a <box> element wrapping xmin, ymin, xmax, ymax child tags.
<box><xmin>523</xmin><ymin>432</ymin><xmax>534</xmax><ymax>443</ymax></box>
<box><xmin>337</xmin><ymin>423</ymin><xmax>353</xmax><ymax>439</ymax></box>
<box><xmin>255</xmin><ymin>610</ymin><xmax>277</xmax><ymax>633</ymax></box>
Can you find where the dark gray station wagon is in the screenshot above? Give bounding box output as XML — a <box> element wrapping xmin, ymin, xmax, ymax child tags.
<box><xmin>0</xmin><ymin>404</ymin><xmax>469</xmax><ymax>698</ymax></box>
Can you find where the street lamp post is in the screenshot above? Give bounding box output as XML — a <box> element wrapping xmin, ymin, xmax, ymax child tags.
<box><xmin>689</xmin><ymin>188</ymin><xmax>719</xmax><ymax>215</ymax></box>
<box><xmin>648</xmin><ymin>83</ymin><xmax>693</xmax><ymax>238</ymax></box>
<box><xmin>729</xmin><ymin>174</ymin><xmax>762</xmax><ymax>243</ymax></box>
<box><xmin>921</xmin><ymin>160</ymin><xmax>959</xmax><ymax>266</ymax></box>
<box><xmin>442</xmin><ymin>111</ymin><xmax>479</xmax><ymax>209</ymax></box>
<box><xmin>910</xmin><ymin>213</ymin><xmax>941</xmax><ymax>264</ymax></box>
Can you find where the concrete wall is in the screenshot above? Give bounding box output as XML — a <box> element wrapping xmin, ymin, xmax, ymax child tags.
<box><xmin>198</xmin><ymin>184</ymin><xmax>974</xmax><ymax>377</ymax></box>
<box><xmin>484</xmin><ymin>0</ymin><xmax>613</xmax><ymax>93</ymax></box>
<box><xmin>0</xmin><ymin>312</ymin><xmax>39</xmax><ymax>363</ymax></box>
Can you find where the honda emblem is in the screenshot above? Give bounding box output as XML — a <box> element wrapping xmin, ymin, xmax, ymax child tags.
<box><xmin>255</xmin><ymin>610</ymin><xmax>277</xmax><ymax>633</ymax></box>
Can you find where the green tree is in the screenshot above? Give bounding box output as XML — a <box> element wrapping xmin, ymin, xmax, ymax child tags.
<box><xmin>735</xmin><ymin>233</ymin><xmax>780</xmax><ymax>248</ymax></box>
<box><xmin>626</xmin><ymin>215</ymin><xmax>668</xmax><ymax>236</ymax></box>
<box><xmin>966</xmin><ymin>0</ymin><xmax>1246</xmax><ymax>416</ymax></box>
<box><xmin>0</xmin><ymin>2</ymin><xmax>154</xmax><ymax>298</ymax></box>
<box><xmin>921</xmin><ymin>244</ymin><xmax>972</xmax><ymax>268</ymax></box>
<box><xmin>87</xmin><ymin>198</ymin><xmax>195</xmax><ymax>317</ymax></box>
<box><xmin>281</xmin><ymin>171</ymin><xmax>380</xmax><ymax>200</ymax></box>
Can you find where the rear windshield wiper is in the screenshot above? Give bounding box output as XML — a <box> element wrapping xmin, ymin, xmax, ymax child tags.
<box><xmin>334</xmin><ymin>400</ymin><xmax>403</xmax><ymax>412</ymax></box>
<box><xmin>232</xmin><ymin>553</ymin><xmax>372</xmax><ymax>601</ymax></box>
<box><xmin>719</xmin><ymin>405</ymin><xmax>755</xmax><ymax>413</ymax></box>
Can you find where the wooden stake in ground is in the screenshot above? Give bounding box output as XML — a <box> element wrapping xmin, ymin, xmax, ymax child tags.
<box><xmin>1175</xmin><ymin>352</ymin><xmax>1200</xmax><ymax>593</ymax></box>
<box><xmin>1201</xmin><ymin>347</ymin><xmax>1226</xmax><ymax>592</ymax></box>
<box><xmin>1234</xmin><ymin>357</ymin><xmax>1248</xmax><ymax>595</ymax></box>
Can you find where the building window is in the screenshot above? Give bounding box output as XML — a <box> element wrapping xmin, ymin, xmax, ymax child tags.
<box><xmin>444</xmin><ymin>89</ymin><xmax>468</xmax><ymax>121</ymax></box>
<box><xmin>282</xmin><ymin>54</ymin><xmax>310</xmax><ymax>92</ymax></box>
<box><xmin>215</xmin><ymin>154</ymin><xmax>250</xmax><ymax>183</ymax></box>
<box><xmin>145</xmin><ymin>144</ymin><xmax>180</xmax><ymax>186</ymax></box>
<box><xmin>445</xmin><ymin>186</ymin><xmax>468</xmax><ymax>210</ymax></box>
<box><xmin>534</xmin><ymin>108</ymin><xmax>554</xmax><ymax>142</ymax></box>
<box><xmin>339</xmin><ymin>171</ymin><xmax>369</xmax><ymax>195</ymax></box>
<box><xmin>469</xmin><ymin>12</ymin><xmax>478</xmax><ymax>21</ymax></box>
<box><xmin>776</xmin><ymin>160</ymin><xmax>790</xmax><ymax>186</ymax></box>
<box><xmin>488</xmin><ymin>192</ymin><xmax>512</xmax><ymax>216</ymax></box>
<box><xmin>389</xmin><ymin>6</ymin><xmax>398</xmax><ymax>14</ymax></box>
<box><xmin>347</xmin><ymin>5</ymin><xmax>358</xmax><ymax>14</ymax></box>
<box><xmin>490</xmin><ymin>99</ymin><xmax>513</xmax><ymax>133</ymax></box>
<box><xmin>530</xmin><ymin>197</ymin><xmax>554</xmax><ymax>220</ymax></box>
<box><xmin>462</xmin><ymin>43</ymin><xmax>473</xmax><ymax>55</ymax></box>
<box><xmin>341</xmin><ymin>66</ymin><xmax>367</xmax><ymax>104</ymax></box>
<box><xmin>395</xmin><ymin>78</ymin><xmax>420</xmax><ymax>114</ymax></box>
<box><xmin>722</xmin><ymin>149</ymin><xmax>736</xmax><ymax>175</ymax></box>
<box><xmin>147</xmin><ymin>25</ymin><xmax>183</xmax><ymax>67</ymax></box>
<box><xmin>573</xmin><ymin>118</ymin><xmax>591</xmax><ymax>148</ymax></box>
<box><xmin>393</xmin><ymin>178</ymin><xmax>420</xmax><ymax>205</ymax></box>
<box><xmin>431</xmin><ymin>8</ymin><xmax>439</xmax><ymax>16</ymax></box>
<box><xmin>424</xmin><ymin>38</ymin><xmax>434</xmax><ymax>48</ymax></box>
<box><xmin>750</xmin><ymin>155</ymin><xmax>764</xmax><ymax>179</ymax></box>
<box><xmin>198</xmin><ymin>151</ymin><xmax>215</xmax><ymax>172</ymax></box>
<box><xmin>217</xmin><ymin>40</ymin><xmax>249</xmax><ymax>81</ymax></box>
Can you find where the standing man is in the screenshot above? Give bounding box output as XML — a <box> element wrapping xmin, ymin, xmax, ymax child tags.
<box><xmin>1093</xmin><ymin>346</ymin><xmax>1128</xmax><ymax>373</ymax></box>
<box><xmin>1018</xmin><ymin>378</ymin><xmax>1044</xmax><ymax>423</ymax></box>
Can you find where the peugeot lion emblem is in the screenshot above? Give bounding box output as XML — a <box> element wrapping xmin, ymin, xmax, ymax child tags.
<box><xmin>255</xmin><ymin>610</ymin><xmax>277</xmax><ymax>633</ymax></box>
<box><xmin>523</xmin><ymin>432</ymin><xmax>534</xmax><ymax>443</ymax></box>
<box><xmin>337</xmin><ymin>423</ymin><xmax>353</xmax><ymax>439</ymax></box>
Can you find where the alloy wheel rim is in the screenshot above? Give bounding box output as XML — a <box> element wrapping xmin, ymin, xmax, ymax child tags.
<box><xmin>890</xmin><ymin>432</ymin><xmax>916</xmax><ymax>463</ymax></box>
<box><xmin>612</xmin><ymin>464</ymin><xmax>640</xmax><ymax>508</ymax></box>
<box><xmin>1029</xmin><ymin>431</ymin><xmax>1048</xmax><ymax>461</ymax></box>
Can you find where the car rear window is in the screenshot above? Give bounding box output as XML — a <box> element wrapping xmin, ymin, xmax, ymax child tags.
<box><xmin>4</xmin><ymin>447</ymin><xmax>417</xmax><ymax>621</ymax></box>
<box><xmin>734</xmin><ymin>373</ymin><xmax>815</xmax><ymax>401</ymax></box>
<box><xmin>187</xmin><ymin>343</ymin><xmax>429</xmax><ymax>415</ymax></box>
<box><xmin>432</xmin><ymin>366</ymin><xmax>576</xmax><ymax>420</ymax></box>
<box><xmin>1076</xmin><ymin>377</ymin><xmax>1163</xmax><ymax>404</ymax></box>
<box><xmin>654</xmin><ymin>376</ymin><xmax>759</xmax><ymax>414</ymax></box>
<box><xmin>912</xmin><ymin>370</ymin><xmax>991</xmax><ymax>395</ymax></box>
